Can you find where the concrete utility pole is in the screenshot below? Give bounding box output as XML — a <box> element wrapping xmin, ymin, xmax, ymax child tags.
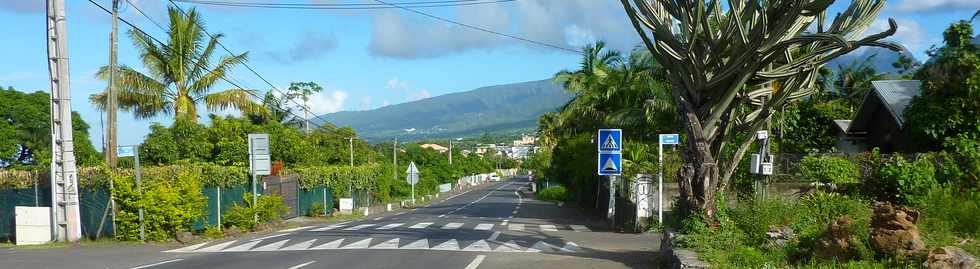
<box><xmin>348</xmin><ymin>137</ymin><xmax>354</xmax><ymax>196</ymax></box>
<box><xmin>46</xmin><ymin>0</ymin><xmax>81</xmax><ymax>242</ymax></box>
<box><xmin>448</xmin><ymin>139</ymin><xmax>452</xmax><ymax>165</ymax></box>
<box><xmin>106</xmin><ymin>0</ymin><xmax>119</xmax><ymax>168</ymax></box>
<box><xmin>393</xmin><ymin>139</ymin><xmax>397</xmax><ymax>182</ymax></box>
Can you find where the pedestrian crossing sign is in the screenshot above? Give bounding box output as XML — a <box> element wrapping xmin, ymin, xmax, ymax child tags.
<box><xmin>598</xmin><ymin>152</ymin><xmax>622</xmax><ymax>175</ymax></box>
<box><xmin>597</xmin><ymin>129</ymin><xmax>622</xmax><ymax>152</ymax></box>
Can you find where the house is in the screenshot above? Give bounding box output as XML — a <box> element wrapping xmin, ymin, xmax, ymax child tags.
<box><xmin>512</xmin><ymin>134</ymin><xmax>537</xmax><ymax>146</ymax></box>
<box><xmin>834</xmin><ymin>80</ymin><xmax>921</xmax><ymax>153</ymax></box>
<box><xmin>420</xmin><ymin>143</ymin><xmax>449</xmax><ymax>153</ymax></box>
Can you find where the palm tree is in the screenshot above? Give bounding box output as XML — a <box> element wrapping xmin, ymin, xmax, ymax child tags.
<box><xmin>91</xmin><ymin>7</ymin><xmax>265</xmax><ymax>123</ymax></box>
<box><xmin>832</xmin><ymin>55</ymin><xmax>887</xmax><ymax>111</ymax></box>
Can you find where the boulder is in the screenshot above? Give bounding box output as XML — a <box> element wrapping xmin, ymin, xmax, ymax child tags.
<box><xmin>870</xmin><ymin>202</ymin><xmax>926</xmax><ymax>258</ymax></box>
<box><xmin>814</xmin><ymin>215</ymin><xmax>859</xmax><ymax>261</ymax></box>
<box><xmin>175</xmin><ymin>231</ymin><xmax>195</xmax><ymax>244</ymax></box>
<box><xmin>923</xmin><ymin>246</ymin><xmax>978</xmax><ymax>269</ymax></box>
<box><xmin>765</xmin><ymin>225</ymin><xmax>795</xmax><ymax>249</ymax></box>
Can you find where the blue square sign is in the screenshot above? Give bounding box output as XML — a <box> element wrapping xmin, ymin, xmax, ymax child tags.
<box><xmin>598</xmin><ymin>129</ymin><xmax>623</xmax><ymax>152</ymax></box>
<box><xmin>659</xmin><ymin>134</ymin><xmax>680</xmax><ymax>145</ymax></box>
<box><xmin>598</xmin><ymin>152</ymin><xmax>622</xmax><ymax>175</ymax></box>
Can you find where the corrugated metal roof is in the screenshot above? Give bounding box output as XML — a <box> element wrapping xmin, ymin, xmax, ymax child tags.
<box><xmin>869</xmin><ymin>80</ymin><xmax>921</xmax><ymax>128</ymax></box>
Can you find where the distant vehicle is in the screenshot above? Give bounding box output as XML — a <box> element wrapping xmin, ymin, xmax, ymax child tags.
<box><xmin>490</xmin><ymin>174</ymin><xmax>501</xmax><ymax>181</ymax></box>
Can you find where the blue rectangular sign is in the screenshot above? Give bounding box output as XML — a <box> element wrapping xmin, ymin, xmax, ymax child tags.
<box><xmin>659</xmin><ymin>134</ymin><xmax>680</xmax><ymax>145</ymax></box>
<box><xmin>598</xmin><ymin>152</ymin><xmax>622</xmax><ymax>175</ymax></box>
<box><xmin>116</xmin><ymin>146</ymin><xmax>135</xmax><ymax>157</ymax></box>
<box><xmin>598</xmin><ymin>129</ymin><xmax>623</xmax><ymax>152</ymax></box>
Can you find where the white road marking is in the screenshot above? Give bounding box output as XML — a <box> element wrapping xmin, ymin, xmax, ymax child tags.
<box><xmin>131</xmin><ymin>259</ymin><xmax>184</xmax><ymax>269</ymax></box>
<box><xmin>494</xmin><ymin>241</ymin><xmax>523</xmax><ymax>252</ymax></box>
<box><xmin>514</xmin><ymin>191</ymin><xmax>522</xmax><ymax>204</ymax></box>
<box><xmin>280</xmin><ymin>226</ymin><xmax>313</xmax><ymax>232</ymax></box>
<box><xmin>463</xmin><ymin>240</ymin><xmax>492</xmax><ymax>252</ymax></box>
<box><xmin>251</xmin><ymin>239</ymin><xmax>290</xmax><ymax>251</ymax></box>
<box><xmin>310</xmin><ymin>239</ymin><xmax>344</xmax><ymax>250</ymax></box>
<box><xmin>511</xmin><ymin>210</ymin><xmax>518</xmax><ymax>214</ymax></box>
<box><xmin>341</xmin><ymin>238</ymin><xmax>372</xmax><ymax>249</ymax></box>
<box><xmin>526</xmin><ymin>241</ymin><xmax>559</xmax><ymax>253</ymax></box>
<box><xmin>540</xmin><ymin>225</ymin><xmax>558</xmax><ymax>232</ymax></box>
<box><xmin>508</xmin><ymin>224</ymin><xmax>523</xmax><ymax>231</ymax></box>
<box><xmin>401</xmin><ymin>238</ymin><xmax>429</xmax><ymax>249</ymax></box>
<box><xmin>164</xmin><ymin>242</ymin><xmax>209</xmax><ymax>252</ymax></box>
<box><xmin>487</xmin><ymin>231</ymin><xmax>501</xmax><ymax>241</ymax></box>
<box><xmin>310</xmin><ymin>221</ymin><xmax>352</xmax><ymax>231</ymax></box>
<box><xmin>431</xmin><ymin>239</ymin><xmax>459</xmax><ymax>250</ymax></box>
<box><xmin>442</xmin><ymin>222</ymin><xmax>464</xmax><ymax>229</ymax></box>
<box><xmin>378</xmin><ymin>223</ymin><xmax>404</xmax><ymax>230</ymax></box>
<box><xmin>222</xmin><ymin>240</ymin><xmax>261</xmax><ymax>252</ymax></box>
<box><xmin>371</xmin><ymin>238</ymin><xmax>400</xmax><ymax>249</ymax></box>
<box><xmin>373</xmin><ymin>217</ymin><xmax>384</xmax><ymax>221</ymax></box>
<box><xmin>438</xmin><ymin>214</ymin><xmax>446</xmax><ymax>218</ymax></box>
<box><xmin>500</xmin><ymin>220</ymin><xmax>508</xmax><ymax>225</ymax></box>
<box><xmin>560</xmin><ymin>242</ymin><xmax>579</xmax><ymax>253</ymax></box>
<box><xmin>286</xmin><ymin>260</ymin><xmax>316</xmax><ymax>269</ymax></box>
<box><xmin>446</xmin><ymin>183</ymin><xmax>512</xmax><ymax>216</ymax></box>
<box><xmin>475</xmin><ymin>223</ymin><xmax>494</xmax><ymax>231</ymax></box>
<box><xmin>281</xmin><ymin>239</ymin><xmax>317</xmax><ymax>250</ymax></box>
<box><xmin>251</xmin><ymin>233</ymin><xmax>291</xmax><ymax>241</ymax></box>
<box><xmin>569</xmin><ymin>225</ymin><xmax>591</xmax><ymax>232</ymax></box>
<box><xmin>464</xmin><ymin>255</ymin><xmax>487</xmax><ymax>269</ymax></box>
<box><xmin>196</xmin><ymin>240</ymin><xmax>238</xmax><ymax>252</ymax></box>
<box><xmin>410</xmin><ymin>222</ymin><xmax>433</xmax><ymax>229</ymax></box>
<box><xmin>343</xmin><ymin>224</ymin><xmax>375</xmax><ymax>231</ymax></box>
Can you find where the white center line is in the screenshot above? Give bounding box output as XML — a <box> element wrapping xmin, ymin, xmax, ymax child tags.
<box><xmin>343</xmin><ymin>224</ymin><xmax>375</xmax><ymax>230</ymax></box>
<box><xmin>287</xmin><ymin>260</ymin><xmax>317</xmax><ymax>269</ymax></box>
<box><xmin>464</xmin><ymin>255</ymin><xmax>487</xmax><ymax>269</ymax></box>
<box><xmin>130</xmin><ymin>259</ymin><xmax>184</xmax><ymax>269</ymax></box>
<box><xmin>487</xmin><ymin>231</ymin><xmax>501</xmax><ymax>241</ymax></box>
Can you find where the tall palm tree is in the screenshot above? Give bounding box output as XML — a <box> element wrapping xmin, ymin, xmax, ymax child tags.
<box><xmin>833</xmin><ymin>55</ymin><xmax>887</xmax><ymax>111</ymax></box>
<box><xmin>91</xmin><ymin>7</ymin><xmax>265</xmax><ymax>123</ymax></box>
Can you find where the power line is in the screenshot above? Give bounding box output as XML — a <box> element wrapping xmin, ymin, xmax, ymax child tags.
<box><xmin>172</xmin><ymin>0</ymin><xmax>516</xmax><ymax>9</ymax></box>
<box><xmin>371</xmin><ymin>0</ymin><xmax>581</xmax><ymax>53</ymax></box>
<box><xmin>122</xmin><ymin>0</ymin><xmax>165</xmax><ymax>32</ymax></box>
<box><xmin>86</xmin><ymin>0</ymin><xmax>329</xmax><ymax>131</ymax></box>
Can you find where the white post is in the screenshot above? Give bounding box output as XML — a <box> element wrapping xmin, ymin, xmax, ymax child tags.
<box><xmin>216</xmin><ymin>186</ymin><xmax>221</xmax><ymax>230</ymax></box>
<box><xmin>658</xmin><ymin>142</ymin><xmax>664</xmax><ymax>223</ymax></box>
<box><xmin>46</xmin><ymin>0</ymin><xmax>81</xmax><ymax>242</ymax></box>
<box><xmin>607</xmin><ymin>176</ymin><xmax>616</xmax><ymax>223</ymax></box>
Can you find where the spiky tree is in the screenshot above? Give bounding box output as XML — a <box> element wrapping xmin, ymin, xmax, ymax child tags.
<box><xmin>620</xmin><ymin>0</ymin><xmax>898</xmax><ymax>217</ymax></box>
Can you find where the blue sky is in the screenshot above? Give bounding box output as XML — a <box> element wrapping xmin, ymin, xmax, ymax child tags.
<box><xmin>0</xmin><ymin>0</ymin><xmax>977</xmax><ymax>149</ymax></box>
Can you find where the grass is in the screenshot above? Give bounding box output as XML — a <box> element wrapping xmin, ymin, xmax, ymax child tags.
<box><xmin>537</xmin><ymin>185</ymin><xmax>571</xmax><ymax>202</ymax></box>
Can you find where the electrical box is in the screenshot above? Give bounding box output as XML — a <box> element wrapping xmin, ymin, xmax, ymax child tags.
<box><xmin>760</xmin><ymin>162</ymin><xmax>773</xmax><ymax>175</ymax></box>
<box><xmin>756</xmin><ymin>130</ymin><xmax>769</xmax><ymax>140</ymax></box>
<box><xmin>750</xmin><ymin>154</ymin><xmax>761</xmax><ymax>174</ymax></box>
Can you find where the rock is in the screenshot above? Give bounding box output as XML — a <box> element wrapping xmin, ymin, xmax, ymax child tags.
<box><xmin>815</xmin><ymin>215</ymin><xmax>859</xmax><ymax>261</ymax></box>
<box><xmin>923</xmin><ymin>246</ymin><xmax>978</xmax><ymax>269</ymax></box>
<box><xmin>175</xmin><ymin>231</ymin><xmax>195</xmax><ymax>243</ymax></box>
<box><xmin>870</xmin><ymin>202</ymin><xmax>926</xmax><ymax>258</ymax></box>
<box><xmin>765</xmin><ymin>225</ymin><xmax>795</xmax><ymax>248</ymax></box>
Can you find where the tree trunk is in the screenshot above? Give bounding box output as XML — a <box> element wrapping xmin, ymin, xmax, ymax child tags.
<box><xmin>676</xmin><ymin>135</ymin><xmax>719</xmax><ymax>219</ymax></box>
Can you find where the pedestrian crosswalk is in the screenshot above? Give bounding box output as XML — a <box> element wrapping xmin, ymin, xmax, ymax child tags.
<box><xmin>294</xmin><ymin>221</ymin><xmax>593</xmax><ymax>233</ymax></box>
<box><xmin>166</xmin><ymin>237</ymin><xmax>580</xmax><ymax>254</ymax></box>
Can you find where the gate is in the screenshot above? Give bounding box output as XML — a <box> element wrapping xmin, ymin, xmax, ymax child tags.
<box><xmin>262</xmin><ymin>175</ymin><xmax>300</xmax><ymax>219</ymax></box>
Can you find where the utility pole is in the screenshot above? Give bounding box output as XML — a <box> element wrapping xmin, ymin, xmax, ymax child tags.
<box><xmin>448</xmin><ymin>139</ymin><xmax>452</xmax><ymax>165</ymax></box>
<box><xmin>393</xmin><ymin>139</ymin><xmax>397</xmax><ymax>182</ymax></box>
<box><xmin>46</xmin><ymin>0</ymin><xmax>81</xmax><ymax>242</ymax></box>
<box><xmin>348</xmin><ymin>137</ymin><xmax>354</xmax><ymax>197</ymax></box>
<box><xmin>303</xmin><ymin>98</ymin><xmax>309</xmax><ymax>134</ymax></box>
<box><xmin>106</xmin><ymin>0</ymin><xmax>119</xmax><ymax>168</ymax></box>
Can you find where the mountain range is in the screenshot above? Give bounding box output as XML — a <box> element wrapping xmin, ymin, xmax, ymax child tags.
<box><xmin>315</xmin><ymin>79</ymin><xmax>571</xmax><ymax>142</ymax></box>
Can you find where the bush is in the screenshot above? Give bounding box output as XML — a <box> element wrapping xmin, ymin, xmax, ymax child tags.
<box><xmin>800</xmin><ymin>155</ymin><xmax>860</xmax><ymax>184</ymax></box>
<box><xmin>537</xmin><ymin>186</ymin><xmax>570</xmax><ymax>202</ymax></box>
<box><xmin>222</xmin><ymin>193</ymin><xmax>289</xmax><ymax>230</ymax></box>
<box><xmin>111</xmin><ymin>169</ymin><xmax>207</xmax><ymax>241</ymax></box>
<box><xmin>874</xmin><ymin>155</ymin><xmax>937</xmax><ymax>204</ymax></box>
<box><xmin>203</xmin><ymin>225</ymin><xmax>224</xmax><ymax>239</ymax></box>
<box><xmin>938</xmin><ymin>135</ymin><xmax>980</xmax><ymax>189</ymax></box>
<box><xmin>795</xmin><ymin>192</ymin><xmax>873</xmax><ymax>261</ymax></box>
<box><xmin>308</xmin><ymin>202</ymin><xmax>326</xmax><ymax>217</ymax></box>
<box><xmin>917</xmin><ymin>187</ymin><xmax>980</xmax><ymax>255</ymax></box>
<box><xmin>730</xmin><ymin>196</ymin><xmax>798</xmax><ymax>246</ymax></box>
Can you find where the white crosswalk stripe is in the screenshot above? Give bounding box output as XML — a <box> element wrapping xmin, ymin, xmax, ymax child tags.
<box><xmin>569</xmin><ymin>225</ymin><xmax>591</xmax><ymax>232</ymax></box>
<box><xmin>409</xmin><ymin>222</ymin><xmax>433</xmax><ymax>229</ymax></box>
<box><xmin>311</xmin><ymin>225</ymin><xmax>344</xmax><ymax>232</ymax></box>
<box><xmin>441</xmin><ymin>223</ymin><xmax>464</xmax><ymax>229</ymax></box>
<box><xmin>164</xmin><ymin>238</ymin><xmax>578</xmax><ymax>254</ymax></box>
<box><xmin>474</xmin><ymin>223</ymin><xmax>494</xmax><ymax>230</ymax></box>
<box><xmin>508</xmin><ymin>224</ymin><xmax>524</xmax><ymax>231</ymax></box>
<box><xmin>377</xmin><ymin>223</ymin><xmax>404</xmax><ymax>230</ymax></box>
<box><xmin>539</xmin><ymin>224</ymin><xmax>558</xmax><ymax>232</ymax></box>
<box><xmin>344</xmin><ymin>224</ymin><xmax>375</xmax><ymax>231</ymax></box>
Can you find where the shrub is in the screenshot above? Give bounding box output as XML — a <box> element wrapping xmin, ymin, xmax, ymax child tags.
<box><xmin>222</xmin><ymin>193</ymin><xmax>289</xmax><ymax>230</ymax></box>
<box><xmin>917</xmin><ymin>187</ymin><xmax>980</xmax><ymax>255</ymax></box>
<box><xmin>537</xmin><ymin>186</ymin><xmax>570</xmax><ymax>202</ymax></box>
<box><xmin>938</xmin><ymin>135</ymin><xmax>980</xmax><ymax>189</ymax></box>
<box><xmin>203</xmin><ymin>225</ymin><xmax>224</xmax><ymax>239</ymax></box>
<box><xmin>875</xmin><ymin>155</ymin><xmax>937</xmax><ymax>204</ymax></box>
<box><xmin>800</xmin><ymin>155</ymin><xmax>860</xmax><ymax>184</ymax></box>
<box><xmin>794</xmin><ymin>192</ymin><xmax>873</xmax><ymax>261</ymax></box>
<box><xmin>112</xmin><ymin>169</ymin><xmax>207</xmax><ymax>241</ymax></box>
<box><xmin>308</xmin><ymin>202</ymin><xmax>326</xmax><ymax>217</ymax></box>
<box><xmin>730</xmin><ymin>196</ymin><xmax>798</xmax><ymax>246</ymax></box>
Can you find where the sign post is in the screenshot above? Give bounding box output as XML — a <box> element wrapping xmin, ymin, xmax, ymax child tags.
<box><xmin>658</xmin><ymin>134</ymin><xmax>679</xmax><ymax>224</ymax></box>
<box><xmin>116</xmin><ymin>145</ymin><xmax>141</xmax><ymax>240</ymax></box>
<box><xmin>406</xmin><ymin>162</ymin><xmax>420</xmax><ymax>204</ymax></box>
<box><xmin>598</xmin><ymin>129</ymin><xmax>623</xmax><ymax>224</ymax></box>
<box><xmin>248</xmin><ymin>134</ymin><xmax>271</xmax><ymax>224</ymax></box>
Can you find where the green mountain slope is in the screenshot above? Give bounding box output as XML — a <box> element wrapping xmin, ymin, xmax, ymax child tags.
<box><xmin>315</xmin><ymin>79</ymin><xmax>570</xmax><ymax>141</ymax></box>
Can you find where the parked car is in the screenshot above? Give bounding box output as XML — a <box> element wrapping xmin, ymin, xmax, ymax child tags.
<box><xmin>490</xmin><ymin>174</ymin><xmax>501</xmax><ymax>181</ymax></box>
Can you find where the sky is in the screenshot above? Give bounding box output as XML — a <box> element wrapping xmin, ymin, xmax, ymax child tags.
<box><xmin>0</xmin><ymin>0</ymin><xmax>977</xmax><ymax>150</ymax></box>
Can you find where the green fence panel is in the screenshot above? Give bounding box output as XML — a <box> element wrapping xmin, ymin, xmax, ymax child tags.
<box><xmin>79</xmin><ymin>188</ymin><xmax>114</xmax><ymax>239</ymax></box>
<box><xmin>297</xmin><ymin>187</ymin><xmax>334</xmax><ymax>217</ymax></box>
<box><xmin>0</xmin><ymin>187</ymin><xmax>50</xmax><ymax>242</ymax></box>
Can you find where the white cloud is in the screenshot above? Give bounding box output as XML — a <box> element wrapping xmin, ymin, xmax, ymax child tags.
<box><xmin>896</xmin><ymin>0</ymin><xmax>980</xmax><ymax>13</ymax></box>
<box><xmin>869</xmin><ymin>19</ymin><xmax>932</xmax><ymax>57</ymax></box>
<box><xmin>409</xmin><ymin>89</ymin><xmax>430</xmax><ymax>101</ymax></box>
<box><xmin>386</xmin><ymin>77</ymin><xmax>409</xmax><ymax>90</ymax></box>
<box><xmin>368</xmin><ymin>0</ymin><xmax>640</xmax><ymax>58</ymax></box>
<box><xmin>263</xmin><ymin>31</ymin><xmax>338</xmax><ymax>64</ymax></box>
<box><xmin>358</xmin><ymin>96</ymin><xmax>373</xmax><ymax>110</ymax></box>
<box><xmin>307</xmin><ymin>90</ymin><xmax>348</xmax><ymax>114</ymax></box>
<box><xmin>382</xmin><ymin>100</ymin><xmax>391</xmax><ymax>107</ymax></box>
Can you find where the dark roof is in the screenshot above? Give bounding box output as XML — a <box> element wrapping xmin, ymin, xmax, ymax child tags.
<box><xmin>847</xmin><ymin>80</ymin><xmax>921</xmax><ymax>133</ymax></box>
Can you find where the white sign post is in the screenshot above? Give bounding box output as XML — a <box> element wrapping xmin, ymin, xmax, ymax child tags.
<box><xmin>658</xmin><ymin>134</ymin><xmax>679</xmax><ymax>224</ymax></box>
<box><xmin>406</xmin><ymin>162</ymin><xmax>420</xmax><ymax>203</ymax></box>
<box><xmin>117</xmin><ymin>145</ymin><xmax>143</xmax><ymax>240</ymax></box>
<box><xmin>248</xmin><ymin>134</ymin><xmax>271</xmax><ymax>223</ymax></box>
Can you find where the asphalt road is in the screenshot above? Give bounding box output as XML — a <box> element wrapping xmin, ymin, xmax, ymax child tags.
<box><xmin>1</xmin><ymin>177</ymin><xmax>658</xmax><ymax>269</ymax></box>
